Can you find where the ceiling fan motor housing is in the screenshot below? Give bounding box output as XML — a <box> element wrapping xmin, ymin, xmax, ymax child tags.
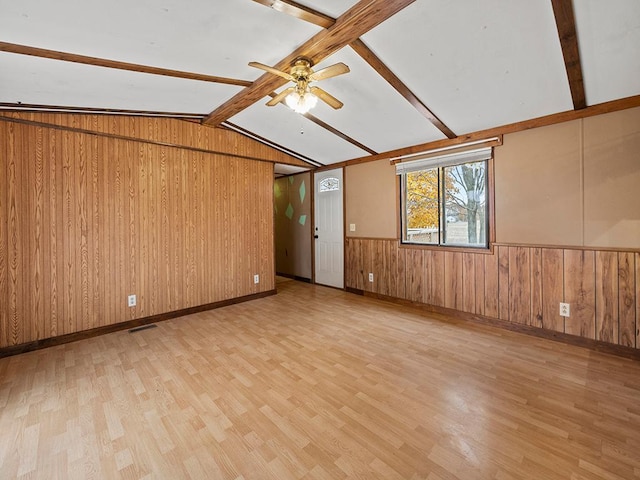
<box><xmin>290</xmin><ymin>57</ymin><xmax>314</xmax><ymax>81</ymax></box>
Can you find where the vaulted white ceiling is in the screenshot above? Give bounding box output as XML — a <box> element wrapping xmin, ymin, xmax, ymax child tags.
<box><xmin>1</xmin><ymin>0</ymin><xmax>639</xmax><ymax>170</ymax></box>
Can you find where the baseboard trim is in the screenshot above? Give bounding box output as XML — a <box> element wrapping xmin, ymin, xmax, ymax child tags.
<box><xmin>0</xmin><ymin>289</ymin><xmax>277</xmax><ymax>359</ymax></box>
<box><xmin>352</xmin><ymin>289</ymin><xmax>640</xmax><ymax>362</ymax></box>
<box><xmin>276</xmin><ymin>272</ymin><xmax>312</xmax><ymax>283</ymax></box>
<box><xmin>345</xmin><ymin>286</ymin><xmax>364</xmax><ymax>295</ymax></box>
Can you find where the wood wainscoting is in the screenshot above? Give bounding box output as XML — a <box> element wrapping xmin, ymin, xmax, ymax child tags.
<box><xmin>345</xmin><ymin>238</ymin><xmax>639</xmax><ymax>350</ymax></box>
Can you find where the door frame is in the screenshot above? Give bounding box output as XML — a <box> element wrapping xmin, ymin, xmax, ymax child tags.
<box><xmin>312</xmin><ymin>167</ymin><xmax>345</xmax><ymax>289</ymax></box>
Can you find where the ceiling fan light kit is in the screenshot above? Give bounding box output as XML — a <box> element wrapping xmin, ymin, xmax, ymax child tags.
<box><xmin>249</xmin><ymin>56</ymin><xmax>349</xmax><ymax>114</ymax></box>
<box><xmin>285</xmin><ymin>89</ymin><xmax>318</xmax><ymax>114</ymax></box>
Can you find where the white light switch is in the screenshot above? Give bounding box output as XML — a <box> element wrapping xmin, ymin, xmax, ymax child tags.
<box><xmin>350</xmin><ymin>223</ymin><xmax>356</xmax><ymax>232</ymax></box>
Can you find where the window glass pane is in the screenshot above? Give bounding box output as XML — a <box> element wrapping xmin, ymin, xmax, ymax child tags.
<box><xmin>443</xmin><ymin>161</ymin><xmax>487</xmax><ymax>246</ymax></box>
<box><xmin>318</xmin><ymin>177</ymin><xmax>339</xmax><ymax>192</ymax></box>
<box><xmin>404</xmin><ymin>169</ymin><xmax>439</xmax><ymax>244</ymax></box>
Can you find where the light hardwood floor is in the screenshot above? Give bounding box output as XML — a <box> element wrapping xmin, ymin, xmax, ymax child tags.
<box><xmin>1</xmin><ymin>279</ymin><xmax>639</xmax><ymax>479</ymax></box>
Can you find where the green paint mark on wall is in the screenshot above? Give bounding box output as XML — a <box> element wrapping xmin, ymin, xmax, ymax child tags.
<box><xmin>274</xmin><ymin>182</ymin><xmax>282</xmax><ymax>198</ymax></box>
<box><xmin>299</xmin><ymin>180</ymin><xmax>306</xmax><ymax>204</ymax></box>
<box><xmin>289</xmin><ymin>176</ymin><xmax>294</xmax><ymax>185</ymax></box>
<box><xmin>285</xmin><ymin>203</ymin><xmax>294</xmax><ymax>219</ymax></box>
<box><xmin>298</xmin><ymin>215</ymin><xmax>307</xmax><ymax>226</ymax></box>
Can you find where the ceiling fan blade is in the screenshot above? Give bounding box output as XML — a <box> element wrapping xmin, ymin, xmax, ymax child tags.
<box><xmin>310</xmin><ymin>86</ymin><xmax>344</xmax><ymax>110</ymax></box>
<box><xmin>266</xmin><ymin>87</ymin><xmax>295</xmax><ymax>106</ymax></box>
<box><xmin>249</xmin><ymin>62</ymin><xmax>293</xmax><ymax>81</ymax></box>
<box><xmin>309</xmin><ymin>63</ymin><xmax>350</xmax><ymax>82</ymax></box>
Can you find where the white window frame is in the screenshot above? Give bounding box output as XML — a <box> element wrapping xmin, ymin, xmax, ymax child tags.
<box><xmin>396</xmin><ymin>147</ymin><xmax>492</xmax><ymax>249</ymax></box>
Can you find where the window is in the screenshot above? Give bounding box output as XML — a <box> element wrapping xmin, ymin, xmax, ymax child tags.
<box><xmin>318</xmin><ymin>177</ymin><xmax>340</xmax><ymax>192</ymax></box>
<box><xmin>398</xmin><ymin>148</ymin><xmax>490</xmax><ymax>248</ymax></box>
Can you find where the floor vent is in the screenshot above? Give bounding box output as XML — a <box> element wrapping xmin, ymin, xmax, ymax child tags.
<box><xmin>128</xmin><ymin>324</ymin><xmax>157</xmax><ymax>333</ymax></box>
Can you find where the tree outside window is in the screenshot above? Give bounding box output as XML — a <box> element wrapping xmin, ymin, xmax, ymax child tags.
<box><xmin>402</xmin><ymin>160</ymin><xmax>488</xmax><ymax>247</ymax></box>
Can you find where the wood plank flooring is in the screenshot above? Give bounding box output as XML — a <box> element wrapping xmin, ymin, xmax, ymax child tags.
<box><xmin>1</xmin><ymin>278</ymin><xmax>639</xmax><ymax>479</ymax></box>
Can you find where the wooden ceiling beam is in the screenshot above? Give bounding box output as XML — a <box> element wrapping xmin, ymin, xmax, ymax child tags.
<box><xmin>265</xmin><ymin>92</ymin><xmax>377</xmax><ymax>155</ymax></box>
<box><xmin>0</xmin><ymin>41</ymin><xmax>252</xmax><ymax>87</ymax></box>
<box><xmin>302</xmin><ymin>111</ymin><xmax>378</xmax><ymax>155</ymax></box>
<box><xmin>251</xmin><ymin>0</ymin><xmax>333</xmax><ymax>28</ymax></box>
<box><xmin>202</xmin><ymin>0</ymin><xmax>417</xmax><ymax>126</ymax></box>
<box><xmin>262</xmin><ymin>92</ymin><xmax>379</xmax><ymax>157</ymax></box>
<box><xmin>349</xmin><ymin>40</ymin><xmax>456</xmax><ymax>139</ymax></box>
<box><xmin>252</xmin><ymin>0</ymin><xmax>380</xmax><ymax>153</ymax></box>
<box><xmin>251</xmin><ymin>0</ymin><xmax>456</xmax><ymax>139</ymax></box>
<box><xmin>224</xmin><ymin>121</ymin><xmax>322</xmax><ymax>167</ymax></box>
<box><xmin>551</xmin><ymin>0</ymin><xmax>587</xmax><ymax>110</ymax></box>
<box><xmin>341</xmin><ymin>94</ymin><xmax>640</xmax><ymax>167</ymax></box>
<box><xmin>0</xmin><ymin>102</ymin><xmax>204</xmax><ymax>118</ymax></box>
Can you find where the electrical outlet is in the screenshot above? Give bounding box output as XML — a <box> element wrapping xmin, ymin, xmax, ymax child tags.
<box><xmin>254</xmin><ymin>274</ymin><xmax>260</xmax><ymax>284</ymax></box>
<box><xmin>559</xmin><ymin>302</ymin><xmax>570</xmax><ymax>317</ymax></box>
<box><xmin>368</xmin><ymin>273</ymin><xmax>374</xmax><ymax>282</ymax></box>
<box><xmin>128</xmin><ymin>294</ymin><xmax>137</xmax><ymax>307</ymax></box>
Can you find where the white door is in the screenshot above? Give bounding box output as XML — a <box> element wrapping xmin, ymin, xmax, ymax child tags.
<box><xmin>314</xmin><ymin>168</ymin><xmax>344</xmax><ymax>288</ymax></box>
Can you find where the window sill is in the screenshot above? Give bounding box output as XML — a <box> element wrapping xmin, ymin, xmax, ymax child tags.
<box><xmin>399</xmin><ymin>241</ymin><xmax>494</xmax><ymax>255</ymax></box>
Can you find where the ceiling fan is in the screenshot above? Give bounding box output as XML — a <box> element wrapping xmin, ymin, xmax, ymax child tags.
<box><xmin>249</xmin><ymin>57</ymin><xmax>349</xmax><ymax>114</ymax></box>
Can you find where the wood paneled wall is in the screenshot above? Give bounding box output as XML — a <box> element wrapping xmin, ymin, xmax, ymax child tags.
<box><xmin>1</xmin><ymin>112</ymin><xmax>309</xmax><ymax>167</ymax></box>
<box><xmin>346</xmin><ymin>239</ymin><xmax>640</xmax><ymax>349</ymax></box>
<box><xmin>0</xmin><ymin>118</ymin><xmax>275</xmax><ymax>348</ymax></box>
